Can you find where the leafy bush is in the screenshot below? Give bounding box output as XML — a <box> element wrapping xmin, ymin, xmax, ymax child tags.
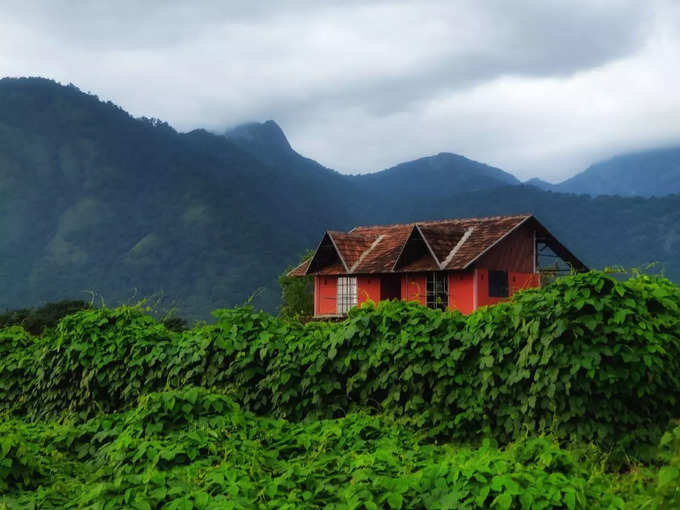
<box><xmin>3</xmin><ymin>272</ymin><xmax>680</xmax><ymax>507</ymax></box>
<box><xmin>0</xmin><ymin>422</ymin><xmax>55</xmax><ymax>492</ymax></box>
<box><xmin>162</xmin><ymin>315</ymin><xmax>189</xmax><ymax>332</ymax></box>
<box><xmin>0</xmin><ymin>326</ymin><xmax>38</xmax><ymax>416</ymax></box>
<box><xmin>179</xmin><ymin>271</ymin><xmax>680</xmax><ymax>451</ymax></box>
<box><xmin>278</xmin><ymin>250</ymin><xmax>314</xmax><ymax>320</ymax></box>
<box><xmin>1</xmin><ymin>388</ymin><xmax>631</xmax><ymax>509</ymax></box>
<box><xmin>3</xmin><ymin>272</ymin><xmax>680</xmax><ymax>453</ymax></box>
<box><xmin>461</xmin><ymin>271</ymin><xmax>680</xmax><ymax>451</ymax></box>
<box><xmin>655</xmin><ymin>422</ymin><xmax>680</xmax><ymax>508</ymax></box>
<box><xmin>22</xmin><ymin>306</ymin><xmax>177</xmax><ymax>420</ymax></box>
<box><xmin>0</xmin><ymin>299</ymin><xmax>91</xmax><ymax>335</ymax></box>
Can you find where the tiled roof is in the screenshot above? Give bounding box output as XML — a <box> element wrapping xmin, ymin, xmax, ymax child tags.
<box><xmin>327</xmin><ymin>231</ymin><xmax>376</xmax><ymax>271</ymax></box>
<box><xmin>352</xmin><ymin>227</ymin><xmax>412</xmax><ymax>273</ymax></box>
<box><xmin>289</xmin><ymin>214</ymin><xmax>586</xmax><ymax>276</ymax></box>
<box><xmin>417</xmin><ymin>224</ymin><xmax>466</xmax><ymax>264</ymax></box>
<box><xmin>288</xmin><ymin>257</ymin><xmax>312</xmax><ymax>277</ymax></box>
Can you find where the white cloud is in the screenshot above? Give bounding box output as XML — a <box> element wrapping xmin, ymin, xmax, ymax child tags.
<box><xmin>0</xmin><ymin>0</ymin><xmax>678</xmax><ymax>180</ymax></box>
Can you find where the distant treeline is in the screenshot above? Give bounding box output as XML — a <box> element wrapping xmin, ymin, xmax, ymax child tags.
<box><xmin>0</xmin><ymin>299</ymin><xmax>188</xmax><ymax>335</ymax></box>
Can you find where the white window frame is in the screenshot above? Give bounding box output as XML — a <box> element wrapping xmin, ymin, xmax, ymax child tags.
<box><xmin>336</xmin><ymin>276</ymin><xmax>357</xmax><ymax>314</ymax></box>
<box><xmin>426</xmin><ymin>272</ymin><xmax>449</xmax><ymax>310</ymax></box>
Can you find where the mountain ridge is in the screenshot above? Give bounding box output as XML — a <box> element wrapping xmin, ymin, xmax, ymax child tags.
<box><xmin>527</xmin><ymin>146</ymin><xmax>680</xmax><ymax>197</ymax></box>
<box><xmin>1</xmin><ymin>77</ymin><xmax>679</xmax><ymax>318</ymax></box>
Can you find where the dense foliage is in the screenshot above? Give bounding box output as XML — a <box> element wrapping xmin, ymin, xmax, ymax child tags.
<box><xmin>2</xmin><ymin>78</ymin><xmax>680</xmax><ymax>319</ymax></box>
<box><xmin>278</xmin><ymin>250</ymin><xmax>314</xmax><ymax>320</ymax></box>
<box><xmin>3</xmin><ymin>272</ymin><xmax>678</xmax><ymax>451</ymax></box>
<box><xmin>2</xmin><ymin>271</ymin><xmax>680</xmax><ymax>507</ymax></box>
<box><xmin>0</xmin><ymin>299</ymin><xmax>91</xmax><ymax>335</ymax></box>
<box><xmin>0</xmin><ymin>387</ymin><xmax>653</xmax><ymax>509</ymax></box>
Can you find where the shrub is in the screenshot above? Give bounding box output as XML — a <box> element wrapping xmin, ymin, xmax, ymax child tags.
<box><xmin>0</xmin><ymin>388</ymin><xmax>629</xmax><ymax>509</ymax></box>
<box><xmin>3</xmin><ymin>272</ymin><xmax>680</xmax><ymax>453</ymax></box>
<box><xmin>656</xmin><ymin>421</ymin><xmax>680</xmax><ymax>508</ymax></box>
<box><xmin>0</xmin><ymin>299</ymin><xmax>91</xmax><ymax>335</ymax></box>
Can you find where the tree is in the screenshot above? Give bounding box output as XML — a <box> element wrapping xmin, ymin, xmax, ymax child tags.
<box><xmin>278</xmin><ymin>250</ymin><xmax>314</xmax><ymax>320</ymax></box>
<box><xmin>0</xmin><ymin>299</ymin><xmax>91</xmax><ymax>335</ymax></box>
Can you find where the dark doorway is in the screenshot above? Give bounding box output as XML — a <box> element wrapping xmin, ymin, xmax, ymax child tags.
<box><xmin>380</xmin><ymin>274</ymin><xmax>402</xmax><ymax>301</ymax></box>
<box><xmin>488</xmin><ymin>270</ymin><xmax>509</xmax><ymax>298</ymax></box>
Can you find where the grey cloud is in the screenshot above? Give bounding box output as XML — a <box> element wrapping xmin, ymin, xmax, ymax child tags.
<box><xmin>198</xmin><ymin>0</ymin><xmax>657</xmax><ymax>123</ymax></box>
<box><xmin>0</xmin><ymin>0</ymin><xmax>677</xmax><ymax>180</ymax></box>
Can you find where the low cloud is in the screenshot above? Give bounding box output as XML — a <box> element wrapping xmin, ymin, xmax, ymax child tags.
<box><xmin>1</xmin><ymin>0</ymin><xmax>678</xmax><ymax>180</ymax></box>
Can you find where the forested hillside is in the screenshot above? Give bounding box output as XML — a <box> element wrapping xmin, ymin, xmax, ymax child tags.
<box><xmin>1</xmin><ymin>77</ymin><xmax>680</xmax><ymax>317</ymax></box>
<box><xmin>527</xmin><ymin>146</ymin><xmax>680</xmax><ymax>197</ymax></box>
<box><xmin>0</xmin><ymin>78</ymin><xmax>360</xmax><ymax>316</ymax></box>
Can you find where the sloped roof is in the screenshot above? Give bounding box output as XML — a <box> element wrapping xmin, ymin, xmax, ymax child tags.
<box><xmin>326</xmin><ymin>231</ymin><xmax>376</xmax><ymax>271</ymax></box>
<box><xmin>417</xmin><ymin>224</ymin><xmax>466</xmax><ymax>263</ymax></box>
<box><xmin>288</xmin><ymin>214</ymin><xmax>586</xmax><ymax>276</ymax></box>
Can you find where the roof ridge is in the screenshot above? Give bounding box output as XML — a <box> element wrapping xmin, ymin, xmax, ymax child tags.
<box><xmin>350</xmin><ymin>234</ymin><xmax>385</xmax><ymax>272</ymax></box>
<box><xmin>441</xmin><ymin>227</ymin><xmax>474</xmax><ymax>268</ymax></box>
<box><xmin>351</xmin><ymin>214</ymin><xmax>532</xmax><ymax>231</ymax></box>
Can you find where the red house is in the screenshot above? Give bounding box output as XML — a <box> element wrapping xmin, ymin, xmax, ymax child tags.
<box><xmin>289</xmin><ymin>215</ymin><xmax>586</xmax><ymax>317</ymax></box>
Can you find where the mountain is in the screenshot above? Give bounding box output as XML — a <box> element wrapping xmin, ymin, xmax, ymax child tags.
<box><xmin>226</xmin><ymin>122</ymin><xmax>521</xmax><ymax>224</ymax></box>
<box><xmin>225</xmin><ymin>120</ymin><xmax>333</xmax><ymax>176</ymax></box>
<box><xmin>349</xmin><ymin>153</ymin><xmax>520</xmax><ymax>222</ymax></box>
<box><xmin>527</xmin><ymin>146</ymin><xmax>680</xmax><ymax>197</ymax></box>
<box><xmin>224</xmin><ymin>121</ymin><xmax>367</xmax><ymax>226</ymax></box>
<box><xmin>558</xmin><ymin>147</ymin><xmax>680</xmax><ymax>197</ymax></box>
<box><xmin>354</xmin><ymin>152</ymin><xmax>518</xmax><ymax>190</ymax></box>
<box><xmin>1</xmin><ymin>77</ymin><xmax>680</xmax><ymax>318</ymax></box>
<box><xmin>0</xmin><ymin>78</ymin><xmax>357</xmax><ymax>317</ymax></box>
<box><xmin>524</xmin><ymin>177</ymin><xmax>558</xmax><ymax>192</ymax></box>
<box><xmin>223</xmin><ymin>122</ymin><xmax>520</xmax><ymax>225</ymax></box>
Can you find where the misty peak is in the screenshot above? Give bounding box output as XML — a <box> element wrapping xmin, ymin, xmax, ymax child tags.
<box><xmin>225</xmin><ymin>120</ymin><xmax>292</xmax><ymax>154</ymax></box>
<box><xmin>524</xmin><ymin>177</ymin><xmax>557</xmax><ymax>190</ymax></box>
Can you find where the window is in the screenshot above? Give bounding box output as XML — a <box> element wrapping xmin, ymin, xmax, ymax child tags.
<box><xmin>489</xmin><ymin>270</ymin><xmax>509</xmax><ymax>297</ymax></box>
<box><xmin>336</xmin><ymin>276</ymin><xmax>357</xmax><ymax>314</ymax></box>
<box><xmin>426</xmin><ymin>272</ymin><xmax>448</xmax><ymax>310</ymax></box>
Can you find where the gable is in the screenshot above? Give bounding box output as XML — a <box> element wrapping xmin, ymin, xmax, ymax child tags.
<box><xmin>327</xmin><ymin>231</ymin><xmax>376</xmax><ymax>271</ymax></box>
<box><xmin>472</xmin><ymin>223</ymin><xmax>535</xmax><ymax>273</ymax></box>
<box><xmin>393</xmin><ymin>226</ymin><xmax>439</xmax><ymax>271</ymax></box>
<box><xmin>306</xmin><ymin>232</ymin><xmax>348</xmax><ymax>274</ymax></box>
<box><xmin>417</xmin><ymin>224</ymin><xmax>467</xmax><ymax>264</ymax></box>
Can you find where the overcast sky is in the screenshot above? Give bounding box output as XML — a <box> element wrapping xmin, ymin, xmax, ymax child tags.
<box><xmin>1</xmin><ymin>0</ymin><xmax>679</xmax><ymax>181</ymax></box>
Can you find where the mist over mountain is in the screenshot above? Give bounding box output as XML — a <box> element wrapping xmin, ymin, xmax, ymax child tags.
<box><xmin>528</xmin><ymin>146</ymin><xmax>680</xmax><ymax>197</ymax></box>
<box><xmin>1</xmin><ymin>77</ymin><xmax>679</xmax><ymax>317</ymax></box>
<box><xmin>524</xmin><ymin>177</ymin><xmax>559</xmax><ymax>192</ymax></box>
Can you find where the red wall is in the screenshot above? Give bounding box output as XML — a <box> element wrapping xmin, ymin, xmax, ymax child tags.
<box><xmin>449</xmin><ymin>271</ymin><xmax>475</xmax><ymax>315</ymax></box>
<box><xmin>510</xmin><ymin>272</ymin><xmax>540</xmax><ymax>294</ymax></box>
<box><xmin>357</xmin><ymin>276</ymin><xmax>381</xmax><ymax>307</ymax></box>
<box><xmin>475</xmin><ymin>269</ymin><xmax>540</xmax><ymax>308</ymax></box>
<box><xmin>473</xmin><ymin>223</ymin><xmax>539</xmax><ymax>310</ymax></box>
<box><xmin>314</xmin><ymin>269</ymin><xmax>540</xmax><ymax>316</ymax></box>
<box><xmin>315</xmin><ymin>276</ymin><xmax>338</xmax><ymax>315</ymax></box>
<box><xmin>476</xmin><ymin>268</ymin><xmax>502</xmax><ymax>308</ymax></box>
<box><xmin>401</xmin><ymin>274</ymin><xmax>426</xmax><ymax>306</ymax></box>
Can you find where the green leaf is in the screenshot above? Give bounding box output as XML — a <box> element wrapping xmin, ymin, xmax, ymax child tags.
<box><xmin>386</xmin><ymin>492</ymin><xmax>404</xmax><ymax>510</ymax></box>
<box><xmin>491</xmin><ymin>492</ymin><xmax>512</xmax><ymax>510</ymax></box>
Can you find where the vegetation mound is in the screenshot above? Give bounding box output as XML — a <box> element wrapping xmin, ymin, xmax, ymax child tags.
<box><xmin>3</xmin><ymin>271</ymin><xmax>680</xmax><ymax>507</ymax></box>
<box><xmin>2</xmin><ymin>271</ymin><xmax>680</xmax><ymax>453</ymax></box>
<box><xmin>0</xmin><ymin>387</ymin><xmax>646</xmax><ymax>508</ymax></box>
